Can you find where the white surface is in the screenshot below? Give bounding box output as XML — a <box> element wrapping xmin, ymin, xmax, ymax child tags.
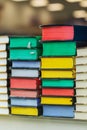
<box><xmin>0</xmin><ymin>116</ymin><xmax>87</xmax><ymax>130</ymax></box>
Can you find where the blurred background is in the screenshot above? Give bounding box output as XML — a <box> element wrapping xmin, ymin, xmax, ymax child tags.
<box><xmin>0</xmin><ymin>0</ymin><xmax>87</xmax><ymax>35</ymax></box>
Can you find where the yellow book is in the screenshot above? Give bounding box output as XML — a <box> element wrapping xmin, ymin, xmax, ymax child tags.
<box><xmin>41</xmin><ymin>57</ymin><xmax>75</xmax><ymax>69</ymax></box>
<box><xmin>11</xmin><ymin>107</ymin><xmax>39</xmax><ymax>116</ymax></box>
<box><xmin>41</xmin><ymin>97</ymin><xmax>73</xmax><ymax>105</ymax></box>
<box><xmin>41</xmin><ymin>70</ymin><xmax>76</xmax><ymax>78</ymax></box>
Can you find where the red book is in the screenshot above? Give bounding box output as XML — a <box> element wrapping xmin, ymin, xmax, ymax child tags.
<box><xmin>42</xmin><ymin>88</ymin><xmax>74</xmax><ymax>96</ymax></box>
<box><xmin>10</xmin><ymin>89</ymin><xmax>41</xmax><ymax>98</ymax></box>
<box><xmin>10</xmin><ymin>78</ymin><xmax>41</xmax><ymax>90</ymax></box>
<box><xmin>41</xmin><ymin>25</ymin><xmax>87</xmax><ymax>41</ymax></box>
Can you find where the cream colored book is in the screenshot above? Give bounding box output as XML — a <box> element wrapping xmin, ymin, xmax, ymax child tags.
<box><xmin>76</xmin><ymin>73</ymin><xmax>87</xmax><ymax>81</ymax></box>
<box><xmin>76</xmin><ymin>96</ymin><xmax>87</xmax><ymax>104</ymax></box>
<box><xmin>0</xmin><ymin>36</ymin><xmax>9</xmax><ymax>44</ymax></box>
<box><xmin>0</xmin><ymin>52</ymin><xmax>7</xmax><ymax>58</ymax></box>
<box><xmin>0</xmin><ymin>73</ymin><xmax>7</xmax><ymax>79</ymax></box>
<box><xmin>0</xmin><ymin>80</ymin><xmax>7</xmax><ymax>86</ymax></box>
<box><xmin>76</xmin><ymin>104</ymin><xmax>87</xmax><ymax>112</ymax></box>
<box><xmin>0</xmin><ymin>66</ymin><xmax>7</xmax><ymax>72</ymax></box>
<box><xmin>77</xmin><ymin>47</ymin><xmax>87</xmax><ymax>57</ymax></box>
<box><xmin>76</xmin><ymin>81</ymin><xmax>87</xmax><ymax>88</ymax></box>
<box><xmin>76</xmin><ymin>57</ymin><xmax>87</xmax><ymax>65</ymax></box>
<box><xmin>76</xmin><ymin>65</ymin><xmax>87</xmax><ymax>73</ymax></box>
<box><xmin>0</xmin><ymin>101</ymin><xmax>8</xmax><ymax>107</ymax></box>
<box><xmin>75</xmin><ymin>111</ymin><xmax>87</xmax><ymax>120</ymax></box>
<box><xmin>0</xmin><ymin>59</ymin><xmax>7</xmax><ymax>65</ymax></box>
<box><xmin>0</xmin><ymin>94</ymin><xmax>8</xmax><ymax>100</ymax></box>
<box><xmin>76</xmin><ymin>88</ymin><xmax>87</xmax><ymax>96</ymax></box>
<box><xmin>0</xmin><ymin>108</ymin><xmax>9</xmax><ymax>115</ymax></box>
<box><xmin>0</xmin><ymin>87</ymin><xmax>7</xmax><ymax>94</ymax></box>
<box><xmin>0</xmin><ymin>44</ymin><xmax>6</xmax><ymax>51</ymax></box>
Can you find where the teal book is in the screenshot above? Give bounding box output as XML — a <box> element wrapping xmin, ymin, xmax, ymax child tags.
<box><xmin>42</xmin><ymin>79</ymin><xmax>74</xmax><ymax>88</ymax></box>
<box><xmin>10</xmin><ymin>49</ymin><xmax>42</xmax><ymax>60</ymax></box>
<box><xmin>42</xmin><ymin>41</ymin><xmax>76</xmax><ymax>56</ymax></box>
<box><xmin>10</xmin><ymin>36</ymin><xmax>41</xmax><ymax>48</ymax></box>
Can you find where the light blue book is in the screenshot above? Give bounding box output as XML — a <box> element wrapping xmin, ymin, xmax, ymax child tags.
<box><xmin>10</xmin><ymin>98</ymin><xmax>40</xmax><ymax>107</ymax></box>
<box><xmin>43</xmin><ymin>105</ymin><xmax>74</xmax><ymax>118</ymax></box>
<box><xmin>12</xmin><ymin>61</ymin><xmax>40</xmax><ymax>69</ymax></box>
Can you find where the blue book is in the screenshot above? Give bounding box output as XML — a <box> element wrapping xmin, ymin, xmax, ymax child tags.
<box><xmin>12</xmin><ymin>61</ymin><xmax>40</xmax><ymax>69</ymax></box>
<box><xmin>10</xmin><ymin>97</ymin><xmax>40</xmax><ymax>107</ymax></box>
<box><xmin>43</xmin><ymin>105</ymin><xmax>74</xmax><ymax>118</ymax></box>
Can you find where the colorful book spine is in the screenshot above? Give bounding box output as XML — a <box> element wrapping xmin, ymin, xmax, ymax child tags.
<box><xmin>40</xmin><ymin>25</ymin><xmax>76</xmax><ymax>118</ymax></box>
<box><xmin>0</xmin><ymin>36</ymin><xmax>9</xmax><ymax>115</ymax></box>
<box><xmin>9</xmin><ymin>36</ymin><xmax>42</xmax><ymax>116</ymax></box>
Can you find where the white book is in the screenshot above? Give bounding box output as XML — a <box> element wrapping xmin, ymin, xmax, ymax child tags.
<box><xmin>0</xmin><ymin>66</ymin><xmax>7</xmax><ymax>72</ymax></box>
<box><xmin>0</xmin><ymin>87</ymin><xmax>7</xmax><ymax>93</ymax></box>
<box><xmin>0</xmin><ymin>44</ymin><xmax>6</xmax><ymax>51</ymax></box>
<box><xmin>76</xmin><ymin>104</ymin><xmax>87</xmax><ymax>112</ymax></box>
<box><xmin>75</xmin><ymin>112</ymin><xmax>87</xmax><ymax>120</ymax></box>
<box><xmin>76</xmin><ymin>65</ymin><xmax>87</xmax><ymax>73</ymax></box>
<box><xmin>77</xmin><ymin>47</ymin><xmax>87</xmax><ymax>57</ymax></box>
<box><xmin>0</xmin><ymin>59</ymin><xmax>7</xmax><ymax>65</ymax></box>
<box><xmin>0</xmin><ymin>52</ymin><xmax>7</xmax><ymax>58</ymax></box>
<box><xmin>0</xmin><ymin>108</ymin><xmax>9</xmax><ymax>115</ymax></box>
<box><xmin>0</xmin><ymin>73</ymin><xmax>7</xmax><ymax>79</ymax></box>
<box><xmin>76</xmin><ymin>88</ymin><xmax>87</xmax><ymax>96</ymax></box>
<box><xmin>76</xmin><ymin>96</ymin><xmax>87</xmax><ymax>104</ymax></box>
<box><xmin>76</xmin><ymin>73</ymin><xmax>87</xmax><ymax>80</ymax></box>
<box><xmin>0</xmin><ymin>80</ymin><xmax>7</xmax><ymax>86</ymax></box>
<box><xmin>0</xmin><ymin>94</ymin><xmax>8</xmax><ymax>100</ymax></box>
<box><xmin>11</xmin><ymin>69</ymin><xmax>39</xmax><ymax>78</ymax></box>
<box><xmin>0</xmin><ymin>36</ymin><xmax>9</xmax><ymax>44</ymax></box>
<box><xmin>76</xmin><ymin>81</ymin><xmax>87</xmax><ymax>88</ymax></box>
<box><xmin>76</xmin><ymin>57</ymin><xmax>87</xmax><ymax>65</ymax></box>
<box><xmin>0</xmin><ymin>101</ymin><xmax>8</xmax><ymax>107</ymax></box>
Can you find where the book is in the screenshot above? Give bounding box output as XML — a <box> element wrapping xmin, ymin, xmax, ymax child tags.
<box><xmin>0</xmin><ymin>36</ymin><xmax>9</xmax><ymax>44</ymax></box>
<box><xmin>0</xmin><ymin>108</ymin><xmax>9</xmax><ymax>115</ymax></box>
<box><xmin>10</xmin><ymin>78</ymin><xmax>41</xmax><ymax>89</ymax></box>
<box><xmin>76</xmin><ymin>97</ymin><xmax>87</xmax><ymax>104</ymax></box>
<box><xmin>76</xmin><ymin>65</ymin><xmax>87</xmax><ymax>73</ymax></box>
<box><xmin>0</xmin><ymin>66</ymin><xmax>7</xmax><ymax>72</ymax></box>
<box><xmin>0</xmin><ymin>94</ymin><xmax>8</xmax><ymax>100</ymax></box>
<box><xmin>42</xmin><ymin>42</ymin><xmax>76</xmax><ymax>56</ymax></box>
<box><xmin>0</xmin><ymin>59</ymin><xmax>7</xmax><ymax>65</ymax></box>
<box><xmin>10</xmin><ymin>89</ymin><xmax>41</xmax><ymax>98</ymax></box>
<box><xmin>41</xmin><ymin>97</ymin><xmax>73</xmax><ymax>105</ymax></box>
<box><xmin>11</xmin><ymin>69</ymin><xmax>39</xmax><ymax>78</ymax></box>
<box><xmin>41</xmin><ymin>57</ymin><xmax>75</xmax><ymax>69</ymax></box>
<box><xmin>10</xmin><ymin>97</ymin><xmax>40</xmax><ymax>107</ymax></box>
<box><xmin>0</xmin><ymin>44</ymin><xmax>6</xmax><ymax>51</ymax></box>
<box><xmin>76</xmin><ymin>81</ymin><xmax>87</xmax><ymax>88</ymax></box>
<box><xmin>42</xmin><ymin>88</ymin><xmax>74</xmax><ymax>96</ymax></box>
<box><xmin>12</xmin><ymin>61</ymin><xmax>40</xmax><ymax>69</ymax></box>
<box><xmin>43</xmin><ymin>105</ymin><xmax>74</xmax><ymax>117</ymax></box>
<box><xmin>76</xmin><ymin>104</ymin><xmax>87</xmax><ymax>112</ymax></box>
<box><xmin>0</xmin><ymin>73</ymin><xmax>7</xmax><ymax>79</ymax></box>
<box><xmin>42</xmin><ymin>79</ymin><xmax>74</xmax><ymax>88</ymax></box>
<box><xmin>0</xmin><ymin>87</ymin><xmax>7</xmax><ymax>93</ymax></box>
<box><xmin>76</xmin><ymin>73</ymin><xmax>87</xmax><ymax>80</ymax></box>
<box><xmin>41</xmin><ymin>25</ymin><xmax>87</xmax><ymax>41</ymax></box>
<box><xmin>10</xmin><ymin>36</ymin><xmax>41</xmax><ymax>48</ymax></box>
<box><xmin>0</xmin><ymin>52</ymin><xmax>7</xmax><ymax>58</ymax></box>
<box><xmin>77</xmin><ymin>47</ymin><xmax>87</xmax><ymax>57</ymax></box>
<box><xmin>0</xmin><ymin>101</ymin><xmax>8</xmax><ymax>107</ymax></box>
<box><xmin>11</xmin><ymin>107</ymin><xmax>41</xmax><ymax>116</ymax></box>
<box><xmin>0</xmin><ymin>80</ymin><xmax>7</xmax><ymax>86</ymax></box>
<box><xmin>41</xmin><ymin>70</ymin><xmax>75</xmax><ymax>79</ymax></box>
<box><xmin>75</xmin><ymin>112</ymin><xmax>87</xmax><ymax>120</ymax></box>
<box><xmin>76</xmin><ymin>57</ymin><xmax>87</xmax><ymax>65</ymax></box>
<box><xmin>76</xmin><ymin>88</ymin><xmax>87</xmax><ymax>96</ymax></box>
<box><xmin>10</xmin><ymin>49</ymin><xmax>41</xmax><ymax>60</ymax></box>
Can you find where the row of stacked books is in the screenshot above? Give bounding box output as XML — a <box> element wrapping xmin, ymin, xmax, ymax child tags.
<box><xmin>40</xmin><ymin>25</ymin><xmax>76</xmax><ymax>117</ymax></box>
<box><xmin>0</xmin><ymin>36</ymin><xmax>9</xmax><ymax>115</ymax></box>
<box><xmin>9</xmin><ymin>36</ymin><xmax>42</xmax><ymax>116</ymax></box>
<box><xmin>75</xmin><ymin>45</ymin><xmax>87</xmax><ymax>120</ymax></box>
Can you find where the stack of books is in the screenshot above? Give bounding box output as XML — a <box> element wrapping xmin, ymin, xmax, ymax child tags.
<box><xmin>9</xmin><ymin>36</ymin><xmax>42</xmax><ymax>116</ymax></box>
<box><xmin>40</xmin><ymin>25</ymin><xmax>77</xmax><ymax>118</ymax></box>
<box><xmin>0</xmin><ymin>36</ymin><xmax>9</xmax><ymax>115</ymax></box>
<box><xmin>75</xmin><ymin>45</ymin><xmax>87</xmax><ymax>120</ymax></box>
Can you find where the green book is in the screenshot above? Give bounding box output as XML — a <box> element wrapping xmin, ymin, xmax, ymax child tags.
<box><xmin>10</xmin><ymin>36</ymin><xmax>42</xmax><ymax>48</ymax></box>
<box><xmin>42</xmin><ymin>41</ymin><xmax>76</xmax><ymax>56</ymax></box>
<box><xmin>10</xmin><ymin>49</ymin><xmax>42</xmax><ymax>60</ymax></box>
<box><xmin>42</xmin><ymin>79</ymin><xmax>74</xmax><ymax>88</ymax></box>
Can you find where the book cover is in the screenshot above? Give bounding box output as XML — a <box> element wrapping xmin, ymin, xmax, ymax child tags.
<box><xmin>41</xmin><ymin>57</ymin><xmax>75</xmax><ymax>69</ymax></box>
<box><xmin>41</xmin><ymin>97</ymin><xmax>73</xmax><ymax>105</ymax></box>
<box><xmin>41</xmin><ymin>70</ymin><xmax>75</xmax><ymax>79</ymax></box>
<box><xmin>42</xmin><ymin>88</ymin><xmax>74</xmax><ymax>96</ymax></box>
<box><xmin>43</xmin><ymin>105</ymin><xmax>74</xmax><ymax>117</ymax></box>
<box><xmin>10</xmin><ymin>78</ymin><xmax>41</xmax><ymax>89</ymax></box>
<box><xmin>12</xmin><ymin>61</ymin><xmax>40</xmax><ymax>69</ymax></box>
<box><xmin>41</xmin><ymin>25</ymin><xmax>87</xmax><ymax>41</ymax></box>
<box><xmin>42</xmin><ymin>42</ymin><xmax>76</xmax><ymax>56</ymax></box>
<box><xmin>11</xmin><ymin>69</ymin><xmax>39</xmax><ymax>78</ymax></box>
